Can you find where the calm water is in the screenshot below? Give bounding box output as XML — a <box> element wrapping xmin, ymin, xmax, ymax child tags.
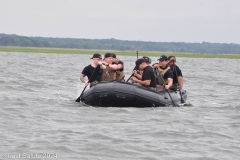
<box><xmin>0</xmin><ymin>52</ymin><xmax>240</xmax><ymax>160</ymax></box>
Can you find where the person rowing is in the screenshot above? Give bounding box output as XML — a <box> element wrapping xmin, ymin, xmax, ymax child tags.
<box><xmin>80</xmin><ymin>53</ymin><xmax>104</xmax><ymax>87</ymax></box>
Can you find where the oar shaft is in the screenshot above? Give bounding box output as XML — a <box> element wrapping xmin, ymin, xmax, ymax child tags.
<box><xmin>126</xmin><ymin>73</ymin><xmax>134</xmax><ymax>82</ymax></box>
<box><xmin>75</xmin><ymin>66</ymin><xmax>98</xmax><ymax>102</ymax></box>
<box><xmin>126</xmin><ymin>52</ymin><xmax>138</xmax><ymax>82</ymax></box>
<box><xmin>75</xmin><ymin>86</ymin><xmax>87</xmax><ymax>102</ymax></box>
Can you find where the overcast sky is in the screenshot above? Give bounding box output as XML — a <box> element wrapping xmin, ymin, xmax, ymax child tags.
<box><xmin>1</xmin><ymin>0</ymin><xmax>240</xmax><ymax>44</ymax></box>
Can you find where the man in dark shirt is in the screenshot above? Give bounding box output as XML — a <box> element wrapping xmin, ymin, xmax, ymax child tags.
<box><xmin>131</xmin><ymin>58</ymin><xmax>156</xmax><ymax>90</ymax></box>
<box><xmin>80</xmin><ymin>53</ymin><xmax>104</xmax><ymax>87</ymax></box>
<box><xmin>168</xmin><ymin>55</ymin><xmax>183</xmax><ymax>90</ymax></box>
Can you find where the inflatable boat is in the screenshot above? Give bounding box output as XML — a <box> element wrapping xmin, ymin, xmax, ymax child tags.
<box><xmin>80</xmin><ymin>81</ymin><xmax>187</xmax><ymax>107</ymax></box>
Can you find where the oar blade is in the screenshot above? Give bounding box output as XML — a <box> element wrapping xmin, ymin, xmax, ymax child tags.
<box><xmin>75</xmin><ymin>85</ymin><xmax>87</xmax><ymax>102</ymax></box>
<box><xmin>75</xmin><ymin>96</ymin><xmax>80</xmax><ymax>102</ymax></box>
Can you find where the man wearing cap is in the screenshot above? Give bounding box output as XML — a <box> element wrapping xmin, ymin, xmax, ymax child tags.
<box><xmin>101</xmin><ymin>53</ymin><xmax>118</xmax><ymax>81</ymax></box>
<box><xmin>132</xmin><ymin>56</ymin><xmax>151</xmax><ymax>81</ymax></box>
<box><xmin>131</xmin><ymin>58</ymin><xmax>156</xmax><ymax>90</ymax></box>
<box><xmin>168</xmin><ymin>55</ymin><xmax>183</xmax><ymax>91</ymax></box>
<box><xmin>153</xmin><ymin>55</ymin><xmax>173</xmax><ymax>90</ymax></box>
<box><xmin>112</xmin><ymin>53</ymin><xmax>125</xmax><ymax>82</ymax></box>
<box><xmin>80</xmin><ymin>53</ymin><xmax>104</xmax><ymax>87</ymax></box>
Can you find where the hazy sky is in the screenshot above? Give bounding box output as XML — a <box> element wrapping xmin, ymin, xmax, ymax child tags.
<box><xmin>1</xmin><ymin>0</ymin><xmax>240</xmax><ymax>44</ymax></box>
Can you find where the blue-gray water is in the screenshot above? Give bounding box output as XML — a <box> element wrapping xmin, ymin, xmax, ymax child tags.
<box><xmin>0</xmin><ymin>52</ymin><xmax>240</xmax><ymax>160</ymax></box>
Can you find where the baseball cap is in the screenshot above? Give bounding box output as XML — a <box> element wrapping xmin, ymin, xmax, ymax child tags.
<box><xmin>157</xmin><ymin>55</ymin><xmax>168</xmax><ymax>61</ymax></box>
<box><xmin>134</xmin><ymin>58</ymin><xmax>145</xmax><ymax>69</ymax></box>
<box><xmin>142</xmin><ymin>56</ymin><xmax>151</xmax><ymax>64</ymax></box>
<box><xmin>90</xmin><ymin>53</ymin><xmax>102</xmax><ymax>59</ymax></box>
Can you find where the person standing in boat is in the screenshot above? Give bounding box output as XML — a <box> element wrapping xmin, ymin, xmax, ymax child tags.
<box><xmin>167</xmin><ymin>55</ymin><xmax>183</xmax><ymax>91</ymax></box>
<box><xmin>112</xmin><ymin>53</ymin><xmax>125</xmax><ymax>82</ymax></box>
<box><xmin>101</xmin><ymin>53</ymin><xmax>118</xmax><ymax>81</ymax></box>
<box><xmin>131</xmin><ymin>58</ymin><xmax>156</xmax><ymax>91</ymax></box>
<box><xmin>80</xmin><ymin>53</ymin><xmax>104</xmax><ymax>87</ymax></box>
<box><xmin>152</xmin><ymin>55</ymin><xmax>173</xmax><ymax>91</ymax></box>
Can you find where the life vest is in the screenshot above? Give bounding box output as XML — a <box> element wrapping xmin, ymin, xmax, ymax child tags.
<box><xmin>115</xmin><ymin>59</ymin><xmax>125</xmax><ymax>81</ymax></box>
<box><xmin>101</xmin><ymin>66</ymin><xmax>116</xmax><ymax>81</ymax></box>
<box><xmin>156</xmin><ymin>66</ymin><xmax>170</xmax><ymax>85</ymax></box>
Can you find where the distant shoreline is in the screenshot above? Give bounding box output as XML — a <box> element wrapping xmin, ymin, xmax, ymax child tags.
<box><xmin>1</xmin><ymin>46</ymin><xmax>240</xmax><ymax>59</ymax></box>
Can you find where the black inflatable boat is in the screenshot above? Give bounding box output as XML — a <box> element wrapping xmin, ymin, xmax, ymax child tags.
<box><xmin>80</xmin><ymin>81</ymin><xmax>187</xmax><ymax>107</ymax></box>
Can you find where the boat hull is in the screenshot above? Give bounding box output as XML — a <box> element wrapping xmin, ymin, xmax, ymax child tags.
<box><xmin>80</xmin><ymin>81</ymin><xmax>187</xmax><ymax>107</ymax></box>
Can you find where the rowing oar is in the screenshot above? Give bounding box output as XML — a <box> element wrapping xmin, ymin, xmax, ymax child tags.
<box><xmin>75</xmin><ymin>66</ymin><xmax>97</xmax><ymax>102</ymax></box>
<box><xmin>126</xmin><ymin>73</ymin><xmax>134</xmax><ymax>82</ymax></box>
<box><xmin>156</xmin><ymin>69</ymin><xmax>178</xmax><ymax>107</ymax></box>
<box><xmin>174</xmin><ymin>65</ymin><xmax>185</xmax><ymax>103</ymax></box>
<box><xmin>126</xmin><ymin>65</ymin><xmax>139</xmax><ymax>82</ymax></box>
<box><xmin>126</xmin><ymin>51</ymin><xmax>138</xmax><ymax>82</ymax></box>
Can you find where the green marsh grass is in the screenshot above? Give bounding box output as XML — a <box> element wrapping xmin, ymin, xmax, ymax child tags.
<box><xmin>1</xmin><ymin>47</ymin><xmax>240</xmax><ymax>59</ymax></box>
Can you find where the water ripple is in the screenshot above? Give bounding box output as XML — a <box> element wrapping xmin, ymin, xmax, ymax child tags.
<box><xmin>0</xmin><ymin>52</ymin><xmax>240</xmax><ymax>159</ymax></box>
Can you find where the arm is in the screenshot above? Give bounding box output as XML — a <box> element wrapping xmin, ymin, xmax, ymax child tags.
<box><xmin>109</xmin><ymin>63</ymin><xmax>118</xmax><ymax>70</ymax></box>
<box><xmin>177</xmin><ymin>76</ymin><xmax>183</xmax><ymax>90</ymax></box>
<box><xmin>175</xmin><ymin>65</ymin><xmax>183</xmax><ymax>90</ymax></box>
<box><xmin>131</xmin><ymin>77</ymin><xmax>150</xmax><ymax>86</ymax></box>
<box><xmin>165</xmin><ymin>78</ymin><xmax>173</xmax><ymax>90</ymax></box>
<box><xmin>117</xmin><ymin>63</ymin><xmax>123</xmax><ymax>70</ymax></box>
<box><xmin>80</xmin><ymin>74</ymin><xmax>89</xmax><ymax>86</ymax></box>
<box><xmin>164</xmin><ymin>70</ymin><xmax>173</xmax><ymax>90</ymax></box>
<box><xmin>102</xmin><ymin>63</ymin><xmax>118</xmax><ymax>70</ymax></box>
<box><xmin>98</xmin><ymin>61</ymin><xmax>106</xmax><ymax>69</ymax></box>
<box><xmin>152</xmin><ymin>63</ymin><xmax>159</xmax><ymax>69</ymax></box>
<box><xmin>168</xmin><ymin>57</ymin><xmax>176</xmax><ymax>64</ymax></box>
<box><xmin>152</xmin><ymin>60</ymin><xmax>173</xmax><ymax>69</ymax></box>
<box><xmin>100</xmin><ymin>64</ymin><xmax>106</xmax><ymax>69</ymax></box>
<box><xmin>116</xmin><ymin>60</ymin><xmax>124</xmax><ymax>70</ymax></box>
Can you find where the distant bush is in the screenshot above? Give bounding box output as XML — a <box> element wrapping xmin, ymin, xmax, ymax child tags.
<box><xmin>1</xmin><ymin>33</ymin><xmax>240</xmax><ymax>54</ymax></box>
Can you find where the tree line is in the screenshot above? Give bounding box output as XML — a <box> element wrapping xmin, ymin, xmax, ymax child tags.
<box><xmin>1</xmin><ymin>33</ymin><xmax>240</xmax><ymax>54</ymax></box>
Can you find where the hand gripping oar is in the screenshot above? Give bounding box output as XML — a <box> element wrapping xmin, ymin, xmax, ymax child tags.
<box><xmin>174</xmin><ymin>65</ymin><xmax>184</xmax><ymax>103</ymax></box>
<box><xmin>156</xmin><ymin>69</ymin><xmax>178</xmax><ymax>107</ymax></box>
<box><xmin>75</xmin><ymin>66</ymin><xmax>97</xmax><ymax>102</ymax></box>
